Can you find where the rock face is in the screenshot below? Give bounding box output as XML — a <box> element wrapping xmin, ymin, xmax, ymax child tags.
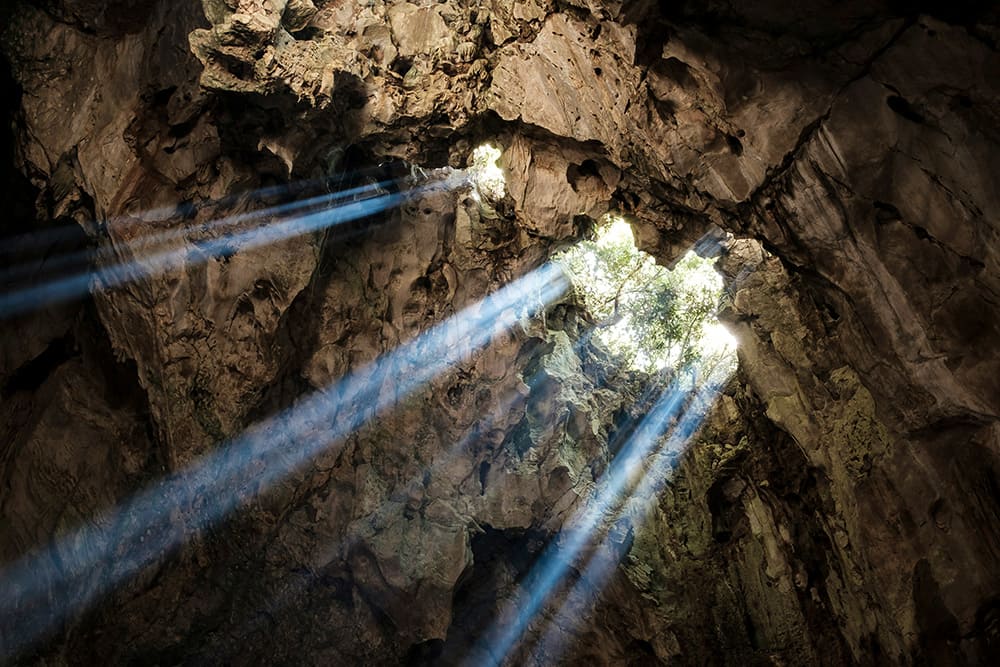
<box><xmin>1</xmin><ymin>0</ymin><xmax>999</xmax><ymax>665</ymax></box>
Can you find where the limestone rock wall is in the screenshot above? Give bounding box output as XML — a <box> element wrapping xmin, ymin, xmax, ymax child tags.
<box><xmin>1</xmin><ymin>0</ymin><xmax>999</xmax><ymax>665</ymax></box>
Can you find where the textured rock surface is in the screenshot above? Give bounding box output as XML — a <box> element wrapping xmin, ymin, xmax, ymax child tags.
<box><xmin>1</xmin><ymin>0</ymin><xmax>999</xmax><ymax>665</ymax></box>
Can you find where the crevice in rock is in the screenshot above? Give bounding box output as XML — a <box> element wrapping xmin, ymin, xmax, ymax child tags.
<box><xmin>740</xmin><ymin>17</ymin><xmax>916</xmax><ymax>224</ymax></box>
<box><xmin>886</xmin><ymin>93</ymin><xmax>927</xmax><ymax>124</ymax></box>
<box><xmin>1</xmin><ymin>334</ymin><xmax>76</xmax><ymax>397</ymax></box>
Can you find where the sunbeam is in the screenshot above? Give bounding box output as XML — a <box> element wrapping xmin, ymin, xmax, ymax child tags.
<box><xmin>228</xmin><ymin>326</ymin><xmax>636</xmax><ymax>641</ymax></box>
<box><xmin>462</xmin><ymin>376</ymin><xmax>692</xmax><ymax>666</ymax></box>
<box><xmin>230</xmin><ymin>380</ymin><xmax>536</xmax><ymax>641</ymax></box>
<box><xmin>528</xmin><ymin>364</ymin><xmax>734</xmax><ymax>664</ymax></box>
<box><xmin>0</xmin><ymin>166</ymin><xmax>403</xmax><ymax>258</ymax></box>
<box><xmin>463</xmin><ymin>360</ymin><xmax>733</xmax><ymax>667</ymax></box>
<box><xmin>0</xmin><ymin>177</ymin><xmax>402</xmax><ymax>287</ymax></box>
<box><xmin>0</xmin><ymin>174</ymin><xmax>463</xmax><ymax>318</ymax></box>
<box><xmin>0</xmin><ymin>260</ymin><xmax>567</xmax><ymax>659</ymax></box>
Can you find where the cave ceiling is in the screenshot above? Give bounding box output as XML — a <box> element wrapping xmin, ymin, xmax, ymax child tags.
<box><xmin>0</xmin><ymin>0</ymin><xmax>999</xmax><ymax>665</ymax></box>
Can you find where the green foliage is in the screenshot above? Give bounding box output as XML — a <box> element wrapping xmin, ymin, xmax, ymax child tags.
<box><xmin>556</xmin><ymin>217</ymin><xmax>735</xmax><ymax>376</ymax></box>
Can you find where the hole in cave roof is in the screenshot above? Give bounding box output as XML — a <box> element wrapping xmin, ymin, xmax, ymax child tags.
<box><xmin>555</xmin><ymin>214</ymin><xmax>737</xmax><ymax>379</ymax></box>
<box><xmin>467</xmin><ymin>143</ymin><xmax>505</xmax><ymax>202</ymax></box>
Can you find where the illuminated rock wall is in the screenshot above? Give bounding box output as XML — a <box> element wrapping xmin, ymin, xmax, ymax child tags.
<box><xmin>1</xmin><ymin>0</ymin><xmax>998</xmax><ymax>664</ymax></box>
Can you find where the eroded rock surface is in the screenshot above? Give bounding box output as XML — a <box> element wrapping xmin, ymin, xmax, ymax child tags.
<box><xmin>1</xmin><ymin>0</ymin><xmax>999</xmax><ymax>664</ymax></box>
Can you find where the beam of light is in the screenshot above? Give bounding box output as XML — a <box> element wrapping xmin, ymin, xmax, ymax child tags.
<box><xmin>0</xmin><ymin>178</ymin><xmax>401</xmax><ymax>287</ymax></box>
<box><xmin>0</xmin><ymin>260</ymin><xmax>568</xmax><ymax>660</ymax></box>
<box><xmin>230</xmin><ymin>324</ymin><xmax>644</xmax><ymax>643</ymax></box>
<box><xmin>0</xmin><ymin>175</ymin><xmax>462</xmax><ymax>319</ymax></box>
<box><xmin>231</xmin><ymin>382</ymin><xmax>534</xmax><ymax>640</ymax></box>
<box><xmin>462</xmin><ymin>374</ymin><xmax>698</xmax><ymax>667</ymax></box>
<box><xmin>228</xmin><ymin>326</ymin><xmax>623</xmax><ymax>638</ymax></box>
<box><xmin>527</xmin><ymin>364</ymin><xmax>734</xmax><ymax>665</ymax></box>
<box><xmin>0</xmin><ymin>166</ymin><xmax>407</xmax><ymax>258</ymax></box>
<box><xmin>690</xmin><ymin>228</ymin><xmax>730</xmax><ymax>259</ymax></box>
<box><xmin>0</xmin><ymin>178</ymin><xmax>333</xmax><ymax>258</ymax></box>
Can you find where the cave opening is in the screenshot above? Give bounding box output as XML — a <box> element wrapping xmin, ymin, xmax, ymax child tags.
<box><xmin>464</xmin><ymin>140</ymin><xmax>738</xmax><ymax>384</ymax></box>
<box><xmin>467</xmin><ymin>142</ymin><xmax>506</xmax><ymax>202</ymax></box>
<box><xmin>555</xmin><ymin>214</ymin><xmax>737</xmax><ymax>381</ymax></box>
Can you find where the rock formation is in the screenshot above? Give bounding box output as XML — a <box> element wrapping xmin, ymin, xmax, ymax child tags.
<box><xmin>1</xmin><ymin>0</ymin><xmax>998</xmax><ymax>664</ymax></box>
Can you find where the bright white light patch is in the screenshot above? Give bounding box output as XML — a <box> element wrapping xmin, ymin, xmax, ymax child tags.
<box><xmin>468</xmin><ymin>144</ymin><xmax>506</xmax><ymax>201</ymax></box>
<box><xmin>600</xmin><ymin>216</ymin><xmax>633</xmax><ymax>244</ymax></box>
<box><xmin>701</xmin><ymin>321</ymin><xmax>737</xmax><ymax>357</ymax></box>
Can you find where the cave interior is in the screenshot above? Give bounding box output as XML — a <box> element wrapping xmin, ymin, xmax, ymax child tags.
<box><xmin>1</xmin><ymin>0</ymin><xmax>999</xmax><ymax>665</ymax></box>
